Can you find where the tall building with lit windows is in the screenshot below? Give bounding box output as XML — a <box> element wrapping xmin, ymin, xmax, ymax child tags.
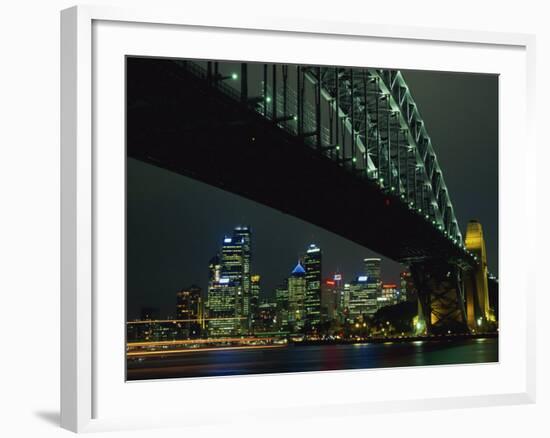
<box><xmin>321</xmin><ymin>273</ymin><xmax>342</xmax><ymax>323</ymax></box>
<box><xmin>275</xmin><ymin>282</ymin><xmax>290</xmax><ymax>331</ymax></box>
<box><xmin>303</xmin><ymin>244</ymin><xmax>322</xmax><ymax>333</ymax></box>
<box><xmin>176</xmin><ymin>285</ymin><xmax>203</xmax><ymax>338</ymax></box>
<box><xmin>288</xmin><ymin>262</ymin><xmax>307</xmax><ymax>333</ymax></box>
<box><xmin>348</xmin><ymin>275</ymin><xmax>378</xmax><ymax>321</ymax></box>
<box><xmin>207</xmin><ymin>278</ymin><xmax>239</xmax><ymax>337</ymax></box>
<box><xmin>378</xmin><ymin>283</ymin><xmax>401</xmax><ymax>308</ymax></box>
<box><xmin>233</xmin><ymin>226</ymin><xmax>252</xmax><ymax>321</ymax></box>
<box><xmin>364</xmin><ymin>257</ymin><xmax>382</xmax><ymax>299</ymax></box>
<box><xmin>216</xmin><ymin>226</ymin><xmax>252</xmax><ymax>333</ymax></box>
<box><xmin>250</xmin><ymin>274</ymin><xmax>261</xmax><ymax>323</ymax></box>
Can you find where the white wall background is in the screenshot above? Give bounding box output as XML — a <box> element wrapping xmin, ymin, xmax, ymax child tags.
<box><xmin>0</xmin><ymin>0</ymin><xmax>547</xmax><ymax>436</ymax></box>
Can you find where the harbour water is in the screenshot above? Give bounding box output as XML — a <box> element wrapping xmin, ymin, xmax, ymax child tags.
<box><xmin>127</xmin><ymin>337</ymin><xmax>498</xmax><ymax>380</ymax></box>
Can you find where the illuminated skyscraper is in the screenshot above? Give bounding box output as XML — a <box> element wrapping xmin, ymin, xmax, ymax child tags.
<box><xmin>218</xmin><ymin>226</ymin><xmax>252</xmax><ymax>333</ymax></box>
<box><xmin>250</xmin><ymin>274</ymin><xmax>261</xmax><ymax>323</ymax></box>
<box><xmin>303</xmin><ymin>244</ymin><xmax>322</xmax><ymax>333</ymax></box>
<box><xmin>233</xmin><ymin>226</ymin><xmax>252</xmax><ymax>322</ymax></box>
<box><xmin>176</xmin><ymin>285</ymin><xmax>203</xmax><ymax>338</ymax></box>
<box><xmin>288</xmin><ymin>262</ymin><xmax>307</xmax><ymax>332</ymax></box>
<box><xmin>363</xmin><ymin>257</ymin><xmax>382</xmax><ymax>299</ymax></box>
<box><xmin>321</xmin><ymin>276</ymin><xmax>340</xmax><ymax>322</ymax></box>
<box><xmin>364</xmin><ymin>258</ymin><xmax>381</xmax><ymax>282</ymax></box>
<box><xmin>275</xmin><ymin>281</ymin><xmax>289</xmax><ymax>332</ymax></box>
<box><xmin>207</xmin><ymin>278</ymin><xmax>239</xmax><ymax>337</ymax></box>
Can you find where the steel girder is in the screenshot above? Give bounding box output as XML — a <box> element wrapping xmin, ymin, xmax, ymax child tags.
<box><xmin>305</xmin><ymin>67</ymin><xmax>464</xmax><ymax>246</ymax></box>
<box><xmin>176</xmin><ymin>60</ymin><xmax>468</xmax><ymax>253</ymax></box>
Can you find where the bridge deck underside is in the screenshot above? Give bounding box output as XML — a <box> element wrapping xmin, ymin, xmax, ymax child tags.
<box><xmin>127</xmin><ymin>58</ymin><xmax>468</xmax><ymax>265</ymax></box>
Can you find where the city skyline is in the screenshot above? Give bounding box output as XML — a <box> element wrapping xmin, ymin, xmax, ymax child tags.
<box><xmin>128</xmin><ymin>224</ymin><xmax>413</xmax><ymax>340</ymax></box>
<box><xmin>126</xmin><ymin>196</ymin><xmax>406</xmax><ymax>321</ymax></box>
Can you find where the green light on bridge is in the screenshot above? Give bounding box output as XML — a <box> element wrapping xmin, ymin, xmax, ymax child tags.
<box><xmin>266</xmin><ymin>96</ymin><xmax>272</xmax><ymax>103</ymax></box>
<box><xmin>231</xmin><ymin>73</ymin><xmax>238</xmax><ymax>80</ymax></box>
<box><xmin>352</xmin><ymin>157</ymin><xmax>357</xmax><ymax>163</ymax></box>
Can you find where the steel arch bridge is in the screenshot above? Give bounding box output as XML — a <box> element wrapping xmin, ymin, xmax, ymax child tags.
<box><xmin>127</xmin><ymin>57</ymin><xmax>493</xmax><ymax>335</ymax></box>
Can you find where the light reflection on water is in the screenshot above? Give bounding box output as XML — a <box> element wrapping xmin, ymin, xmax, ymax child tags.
<box><xmin>127</xmin><ymin>338</ymin><xmax>498</xmax><ymax>381</ymax></box>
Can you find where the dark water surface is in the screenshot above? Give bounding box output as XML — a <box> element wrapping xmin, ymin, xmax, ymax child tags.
<box><xmin>127</xmin><ymin>338</ymin><xmax>498</xmax><ymax>381</ymax></box>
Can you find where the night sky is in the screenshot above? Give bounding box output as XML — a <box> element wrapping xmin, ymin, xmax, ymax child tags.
<box><xmin>127</xmin><ymin>64</ymin><xmax>498</xmax><ymax>320</ymax></box>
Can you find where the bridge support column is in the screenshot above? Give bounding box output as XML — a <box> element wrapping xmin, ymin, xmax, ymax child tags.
<box><xmin>464</xmin><ymin>220</ymin><xmax>495</xmax><ymax>332</ymax></box>
<box><xmin>410</xmin><ymin>261</ymin><xmax>469</xmax><ymax>335</ymax></box>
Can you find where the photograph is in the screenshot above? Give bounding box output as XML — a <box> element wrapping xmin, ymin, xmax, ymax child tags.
<box><xmin>125</xmin><ymin>56</ymin><xmax>499</xmax><ymax>381</ymax></box>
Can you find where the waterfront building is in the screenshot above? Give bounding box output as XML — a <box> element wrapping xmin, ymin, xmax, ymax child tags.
<box><xmin>233</xmin><ymin>226</ymin><xmax>252</xmax><ymax>323</ymax></box>
<box><xmin>275</xmin><ymin>282</ymin><xmax>290</xmax><ymax>331</ymax></box>
<box><xmin>339</xmin><ymin>282</ymin><xmax>351</xmax><ymax>321</ymax></box>
<box><xmin>303</xmin><ymin>244</ymin><xmax>322</xmax><ymax>332</ymax></box>
<box><xmin>127</xmin><ymin>319</ymin><xmax>180</xmax><ymax>342</ymax></box>
<box><xmin>215</xmin><ymin>226</ymin><xmax>252</xmax><ymax>334</ymax></box>
<box><xmin>321</xmin><ymin>277</ymin><xmax>339</xmax><ymax>322</ymax></box>
<box><xmin>250</xmin><ymin>274</ymin><xmax>261</xmax><ymax>324</ymax></box>
<box><xmin>364</xmin><ymin>257</ymin><xmax>382</xmax><ymax>299</ymax></box>
<box><xmin>348</xmin><ymin>276</ymin><xmax>378</xmax><ymax>322</ymax></box>
<box><xmin>207</xmin><ymin>278</ymin><xmax>240</xmax><ymax>337</ymax></box>
<box><xmin>253</xmin><ymin>301</ymin><xmax>278</xmax><ymax>334</ymax></box>
<box><xmin>176</xmin><ymin>285</ymin><xmax>203</xmax><ymax>338</ymax></box>
<box><xmin>288</xmin><ymin>262</ymin><xmax>307</xmax><ymax>332</ymax></box>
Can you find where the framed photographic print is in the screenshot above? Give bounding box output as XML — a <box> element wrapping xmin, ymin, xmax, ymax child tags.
<box><xmin>61</xmin><ymin>5</ymin><xmax>536</xmax><ymax>433</ymax></box>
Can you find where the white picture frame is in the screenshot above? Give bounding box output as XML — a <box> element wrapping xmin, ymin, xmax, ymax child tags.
<box><xmin>61</xmin><ymin>4</ymin><xmax>536</xmax><ymax>433</ymax></box>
